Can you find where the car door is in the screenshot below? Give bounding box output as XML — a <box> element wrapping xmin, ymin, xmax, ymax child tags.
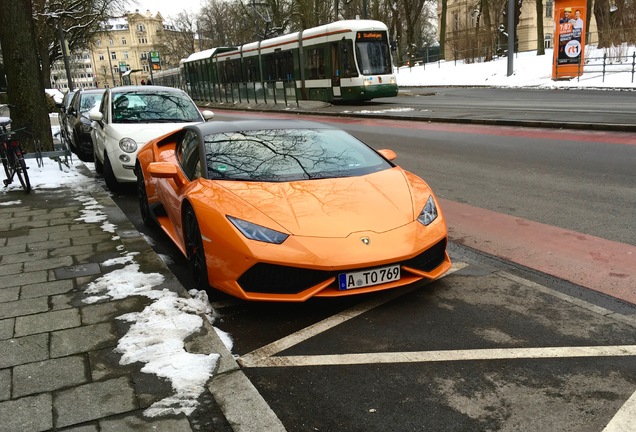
<box><xmin>92</xmin><ymin>90</ymin><xmax>110</xmax><ymax>161</ymax></box>
<box><xmin>66</xmin><ymin>92</ymin><xmax>81</xmax><ymax>147</ymax></box>
<box><xmin>157</xmin><ymin>130</ymin><xmax>200</xmax><ymax>247</ymax></box>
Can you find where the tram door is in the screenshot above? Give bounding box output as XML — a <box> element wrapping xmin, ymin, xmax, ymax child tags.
<box><xmin>330</xmin><ymin>43</ymin><xmax>341</xmax><ymax>97</ymax></box>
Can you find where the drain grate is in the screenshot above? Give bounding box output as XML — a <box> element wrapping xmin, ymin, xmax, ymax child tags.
<box><xmin>54</xmin><ymin>263</ymin><xmax>102</xmax><ymax>279</ymax></box>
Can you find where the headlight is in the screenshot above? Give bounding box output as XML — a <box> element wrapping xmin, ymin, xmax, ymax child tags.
<box><xmin>227</xmin><ymin>216</ymin><xmax>289</xmax><ymax>244</ymax></box>
<box><xmin>417</xmin><ymin>195</ymin><xmax>438</xmax><ymax>226</ymax></box>
<box><xmin>119</xmin><ymin>138</ymin><xmax>138</xmax><ymax>153</ymax></box>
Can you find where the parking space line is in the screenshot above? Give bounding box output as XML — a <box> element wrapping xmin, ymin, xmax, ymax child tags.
<box><xmin>603</xmin><ymin>390</ymin><xmax>636</xmax><ymax>432</ymax></box>
<box><xmin>239</xmin><ymin>345</ymin><xmax>636</xmax><ymax>367</ymax></box>
<box><xmin>238</xmin><ymin>262</ymin><xmax>467</xmax><ymax>366</ymax></box>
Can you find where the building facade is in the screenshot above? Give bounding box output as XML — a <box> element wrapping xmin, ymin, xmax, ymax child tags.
<box><xmin>438</xmin><ymin>0</ymin><xmax>598</xmax><ymax>60</ymax></box>
<box><xmin>50</xmin><ymin>10</ymin><xmax>184</xmax><ymax>90</ymax></box>
<box><xmin>91</xmin><ymin>9</ymin><xmax>183</xmax><ymax>87</ymax></box>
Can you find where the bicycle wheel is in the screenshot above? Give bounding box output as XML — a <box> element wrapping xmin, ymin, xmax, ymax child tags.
<box><xmin>1</xmin><ymin>153</ymin><xmax>9</xmax><ymax>182</ymax></box>
<box><xmin>12</xmin><ymin>147</ymin><xmax>31</xmax><ymax>193</ymax></box>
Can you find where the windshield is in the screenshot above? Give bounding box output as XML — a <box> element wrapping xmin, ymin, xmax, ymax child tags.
<box><xmin>79</xmin><ymin>93</ymin><xmax>103</xmax><ymax>113</ymax></box>
<box><xmin>355</xmin><ymin>32</ymin><xmax>392</xmax><ymax>75</ymax></box>
<box><xmin>203</xmin><ymin>128</ymin><xmax>392</xmax><ymax>182</ymax></box>
<box><xmin>112</xmin><ymin>91</ymin><xmax>202</xmax><ymax>123</ymax></box>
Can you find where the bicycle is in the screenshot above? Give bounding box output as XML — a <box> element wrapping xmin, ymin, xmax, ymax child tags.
<box><xmin>1</xmin><ymin>116</ymin><xmax>31</xmax><ymax>193</ymax></box>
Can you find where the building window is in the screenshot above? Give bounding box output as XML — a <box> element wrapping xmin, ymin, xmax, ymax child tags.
<box><xmin>143</xmin><ymin>64</ymin><xmax>150</xmax><ymax>72</ymax></box>
<box><xmin>544</xmin><ymin>34</ymin><xmax>553</xmax><ymax>48</ymax></box>
<box><xmin>114</xmin><ymin>66</ymin><xmax>119</xmax><ymax>73</ymax></box>
<box><xmin>109</xmin><ymin>39</ymin><xmax>114</xmax><ymax>46</ymax></box>
<box><xmin>96</xmin><ymin>39</ymin><xmax>102</xmax><ymax>47</ymax></box>
<box><xmin>137</xmin><ymin>24</ymin><xmax>145</xmax><ymax>32</ymax></box>
<box><xmin>140</xmin><ymin>52</ymin><xmax>148</xmax><ymax>59</ymax></box>
<box><xmin>111</xmin><ymin>52</ymin><xmax>117</xmax><ymax>60</ymax></box>
<box><xmin>138</xmin><ymin>37</ymin><xmax>147</xmax><ymax>44</ymax></box>
<box><xmin>122</xmin><ymin>37</ymin><xmax>127</xmax><ymax>45</ymax></box>
<box><xmin>124</xmin><ymin>51</ymin><xmax>129</xmax><ymax>59</ymax></box>
<box><xmin>99</xmin><ymin>54</ymin><xmax>105</xmax><ymax>61</ymax></box>
<box><xmin>545</xmin><ymin>0</ymin><xmax>553</xmax><ymax>18</ymax></box>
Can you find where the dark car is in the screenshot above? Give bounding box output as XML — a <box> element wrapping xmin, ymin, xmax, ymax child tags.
<box><xmin>66</xmin><ymin>88</ymin><xmax>103</xmax><ymax>161</ymax></box>
<box><xmin>56</xmin><ymin>90</ymin><xmax>76</xmax><ymax>149</ymax></box>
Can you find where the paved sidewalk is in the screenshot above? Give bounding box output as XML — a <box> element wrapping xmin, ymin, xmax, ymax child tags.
<box><xmin>0</xmin><ymin>163</ymin><xmax>285</xmax><ymax>431</ymax></box>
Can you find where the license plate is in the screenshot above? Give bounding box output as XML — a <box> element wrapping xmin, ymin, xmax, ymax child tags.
<box><xmin>338</xmin><ymin>265</ymin><xmax>401</xmax><ymax>290</ymax></box>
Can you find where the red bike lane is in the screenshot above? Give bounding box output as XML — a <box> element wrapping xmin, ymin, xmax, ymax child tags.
<box><xmin>440</xmin><ymin>198</ymin><xmax>636</xmax><ymax>305</ymax></box>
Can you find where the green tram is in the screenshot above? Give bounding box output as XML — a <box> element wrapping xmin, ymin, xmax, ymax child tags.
<box><xmin>175</xmin><ymin>20</ymin><xmax>398</xmax><ymax>104</ymax></box>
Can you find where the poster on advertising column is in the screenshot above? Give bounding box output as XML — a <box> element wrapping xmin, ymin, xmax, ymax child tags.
<box><xmin>552</xmin><ymin>1</ymin><xmax>587</xmax><ymax>79</ymax></box>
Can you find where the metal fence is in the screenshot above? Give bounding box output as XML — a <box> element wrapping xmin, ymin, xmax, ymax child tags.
<box><xmin>193</xmin><ymin>80</ymin><xmax>299</xmax><ymax>107</ymax></box>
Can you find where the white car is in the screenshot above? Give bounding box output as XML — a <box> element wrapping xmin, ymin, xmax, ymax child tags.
<box><xmin>89</xmin><ymin>85</ymin><xmax>213</xmax><ymax>191</ymax></box>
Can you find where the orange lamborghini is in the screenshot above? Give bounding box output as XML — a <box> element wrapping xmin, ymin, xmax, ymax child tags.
<box><xmin>135</xmin><ymin>119</ymin><xmax>451</xmax><ymax>301</ymax></box>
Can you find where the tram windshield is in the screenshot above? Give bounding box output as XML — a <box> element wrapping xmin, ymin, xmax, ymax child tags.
<box><xmin>355</xmin><ymin>31</ymin><xmax>392</xmax><ymax>75</ymax></box>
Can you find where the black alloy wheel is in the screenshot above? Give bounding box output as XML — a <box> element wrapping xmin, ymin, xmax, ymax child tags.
<box><xmin>184</xmin><ymin>206</ymin><xmax>209</xmax><ymax>290</ymax></box>
<box><xmin>136</xmin><ymin>165</ymin><xmax>156</xmax><ymax>228</ymax></box>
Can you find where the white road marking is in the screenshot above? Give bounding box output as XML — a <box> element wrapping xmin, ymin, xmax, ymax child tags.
<box><xmin>239</xmin><ymin>261</ymin><xmax>468</xmax><ymax>365</ymax></box>
<box><xmin>603</xmin><ymin>390</ymin><xmax>636</xmax><ymax>432</ymax></box>
<box><xmin>237</xmin><ymin>261</ymin><xmax>636</xmax><ymax>429</ymax></box>
<box><xmin>239</xmin><ymin>345</ymin><xmax>636</xmax><ymax>368</ymax></box>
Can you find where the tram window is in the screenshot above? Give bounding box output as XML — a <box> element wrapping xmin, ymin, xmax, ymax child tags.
<box><xmin>244</xmin><ymin>57</ymin><xmax>260</xmax><ymax>82</ymax></box>
<box><xmin>306</xmin><ymin>48</ymin><xmax>325</xmax><ymax>79</ymax></box>
<box><xmin>355</xmin><ymin>41</ymin><xmax>392</xmax><ymax>75</ymax></box>
<box><xmin>263</xmin><ymin>54</ymin><xmax>277</xmax><ymax>81</ymax></box>
<box><xmin>281</xmin><ymin>51</ymin><xmax>294</xmax><ymax>80</ymax></box>
<box><xmin>340</xmin><ymin>40</ymin><xmax>358</xmax><ymax>78</ymax></box>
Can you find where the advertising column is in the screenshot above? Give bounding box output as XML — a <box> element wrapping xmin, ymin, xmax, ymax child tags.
<box><xmin>552</xmin><ymin>1</ymin><xmax>587</xmax><ymax>79</ymax></box>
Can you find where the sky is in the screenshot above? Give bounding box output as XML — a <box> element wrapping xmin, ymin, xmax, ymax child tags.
<box><xmin>3</xmin><ymin>46</ymin><xmax>635</xmax><ymax>417</ymax></box>
<box><xmin>127</xmin><ymin>0</ymin><xmax>204</xmax><ymax>18</ymax></box>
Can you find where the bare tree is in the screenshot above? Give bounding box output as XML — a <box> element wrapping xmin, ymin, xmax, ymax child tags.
<box><xmin>0</xmin><ymin>0</ymin><xmax>53</xmax><ymax>150</ymax></box>
<box><xmin>535</xmin><ymin>0</ymin><xmax>544</xmax><ymax>55</ymax></box>
<box><xmin>595</xmin><ymin>0</ymin><xmax>636</xmax><ymax>48</ymax></box>
<box><xmin>33</xmin><ymin>0</ymin><xmax>127</xmax><ymax>88</ymax></box>
<box><xmin>160</xmin><ymin>11</ymin><xmax>196</xmax><ymax>66</ymax></box>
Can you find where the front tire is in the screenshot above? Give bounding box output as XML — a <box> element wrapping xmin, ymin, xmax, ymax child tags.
<box><xmin>103</xmin><ymin>154</ymin><xmax>121</xmax><ymax>192</ymax></box>
<box><xmin>94</xmin><ymin>148</ymin><xmax>104</xmax><ymax>174</ymax></box>
<box><xmin>136</xmin><ymin>165</ymin><xmax>156</xmax><ymax>228</ymax></box>
<box><xmin>184</xmin><ymin>206</ymin><xmax>209</xmax><ymax>290</ymax></box>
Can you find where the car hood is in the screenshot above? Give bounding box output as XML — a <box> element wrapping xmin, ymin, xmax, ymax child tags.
<box><xmin>105</xmin><ymin>122</ymin><xmax>197</xmax><ymax>144</ymax></box>
<box><xmin>216</xmin><ymin>168</ymin><xmax>426</xmax><ymax>237</ymax></box>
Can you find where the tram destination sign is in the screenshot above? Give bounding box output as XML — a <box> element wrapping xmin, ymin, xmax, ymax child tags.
<box><xmin>357</xmin><ymin>31</ymin><xmax>386</xmax><ymax>41</ymax></box>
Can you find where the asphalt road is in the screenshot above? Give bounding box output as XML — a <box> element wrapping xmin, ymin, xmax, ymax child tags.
<box><xmin>104</xmin><ymin>89</ymin><xmax>636</xmax><ymax>431</ymax></box>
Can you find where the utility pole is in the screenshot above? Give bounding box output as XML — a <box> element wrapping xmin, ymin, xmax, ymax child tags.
<box><xmin>57</xmin><ymin>20</ymin><xmax>74</xmax><ymax>91</ymax></box>
<box><xmin>507</xmin><ymin>0</ymin><xmax>514</xmax><ymax>76</ymax></box>
<box><xmin>106</xmin><ymin>46</ymin><xmax>116</xmax><ymax>86</ymax></box>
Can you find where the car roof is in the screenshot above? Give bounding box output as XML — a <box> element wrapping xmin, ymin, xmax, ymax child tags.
<box><xmin>187</xmin><ymin>119</ymin><xmax>337</xmax><ymax>135</ymax></box>
<box><xmin>77</xmin><ymin>89</ymin><xmax>104</xmax><ymax>95</ymax></box>
<box><xmin>109</xmin><ymin>85</ymin><xmax>186</xmax><ymax>94</ymax></box>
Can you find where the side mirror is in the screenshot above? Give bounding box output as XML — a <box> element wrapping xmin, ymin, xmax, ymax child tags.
<box><xmin>377</xmin><ymin>148</ymin><xmax>397</xmax><ymax>161</ymax></box>
<box><xmin>89</xmin><ymin>111</ymin><xmax>103</xmax><ymax>122</ymax></box>
<box><xmin>202</xmin><ymin>110</ymin><xmax>214</xmax><ymax>121</ymax></box>
<box><xmin>148</xmin><ymin>162</ymin><xmax>186</xmax><ymax>187</ymax></box>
